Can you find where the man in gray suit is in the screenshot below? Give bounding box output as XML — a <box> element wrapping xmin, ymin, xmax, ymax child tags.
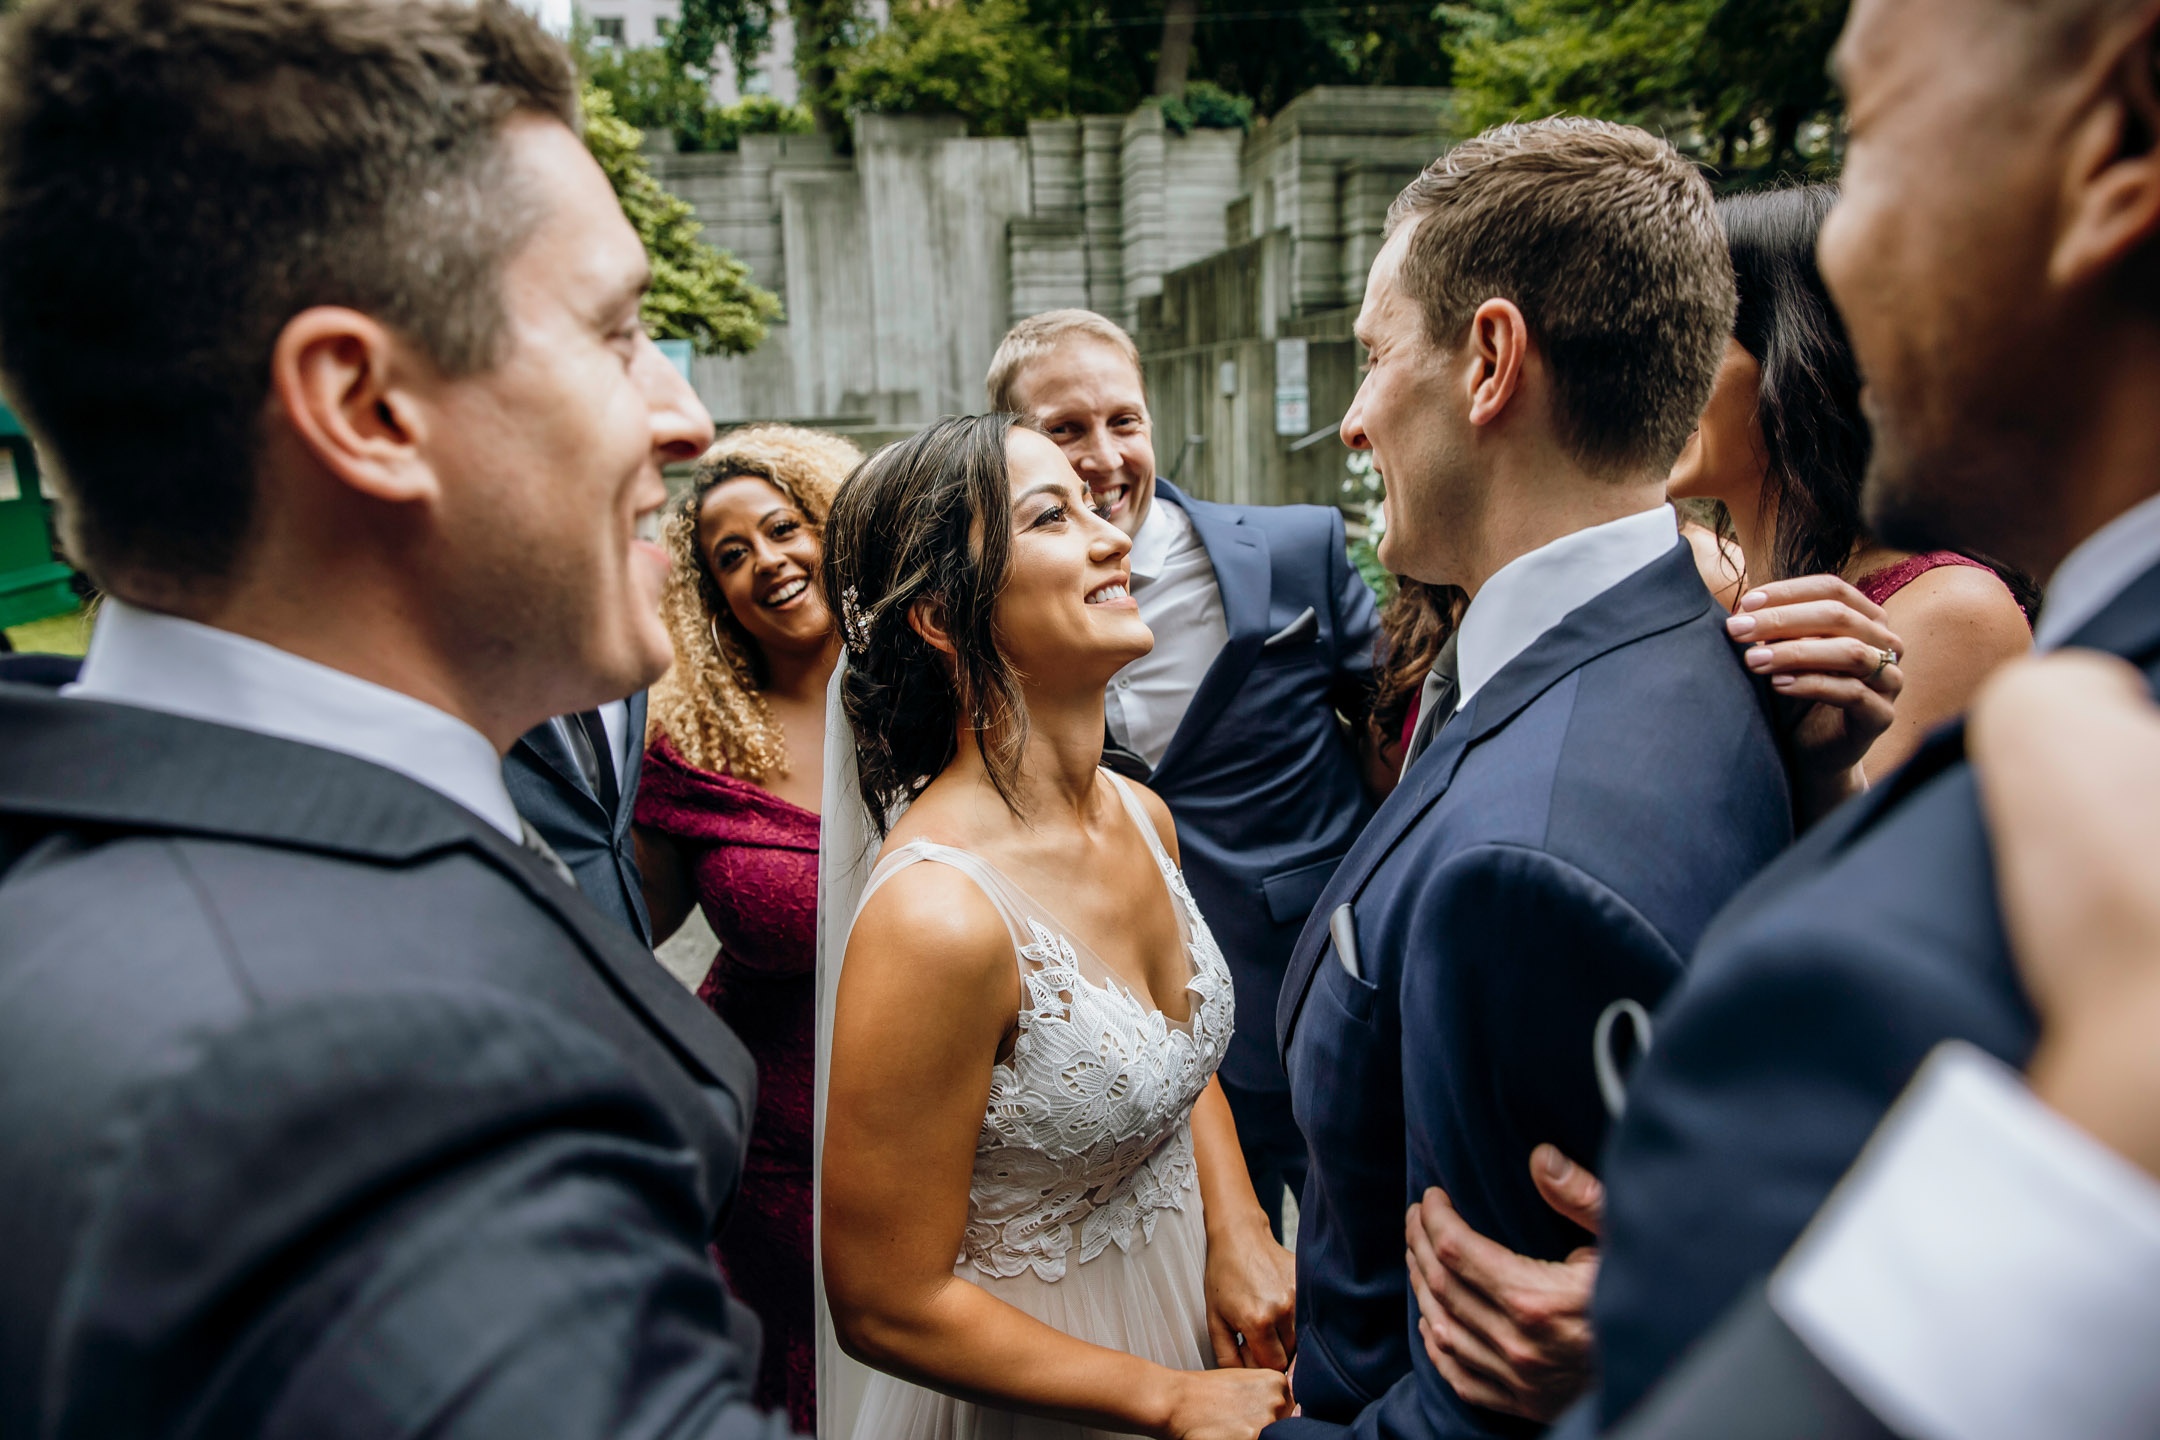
<box><xmin>0</xmin><ymin>1</ymin><xmax>791</xmax><ymax>1436</ymax></box>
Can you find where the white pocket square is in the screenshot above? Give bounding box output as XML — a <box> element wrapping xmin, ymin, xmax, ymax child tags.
<box><xmin>1262</xmin><ymin>606</ymin><xmax>1319</xmax><ymax>650</ymax></box>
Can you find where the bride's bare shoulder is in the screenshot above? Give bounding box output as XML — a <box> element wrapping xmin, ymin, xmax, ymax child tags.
<box><xmin>845</xmin><ymin>857</ymin><xmax>1013</xmax><ymax>993</ymax></box>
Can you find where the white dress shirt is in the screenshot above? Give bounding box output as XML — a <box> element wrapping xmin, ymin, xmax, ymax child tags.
<box><xmin>1773</xmin><ymin>1044</ymin><xmax>2160</xmax><ymax>1440</ymax></box>
<box><xmin>2034</xmin><ymin>487</ymin><xmax>2160</xmax><ymax>650</ymax></box>
<box><xmin>65</xmin><ymin>598</ymin><xmax>524</xmax><ymax>839</ymax></box>
<box><xmin>1452</xmin><ymin>504</ymin><xmax>1679</xmax><ymax>711</ymax></box>
<box><xmin>1106</xmin><ymin>495</ymin><xmax>1230</xmax><ymax>769</ymax></box>
<box><xmin>596</xmin><ymin>698</ymin><xmax>632</xmax><ymax>780</ymax></box>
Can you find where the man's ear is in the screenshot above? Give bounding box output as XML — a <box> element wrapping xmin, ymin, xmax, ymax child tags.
<box><xmin>2052</xmin><ymin>8</ymin><xmax>2160</xmax><ymax>289</ymax></box>
<box><xmin>267</xmin><ymin>306</ymin><xmax>442</xmax><ymax>505</ymax></box>
<box><xmin>908</xmin><ymin>595</ymin><xmax>957</xmax><ymax>657</ymax></box>
<box><xmin>1462</xmin><ymin>298</ymin><xmax>1530</xmax><ymax>430</ymax></box>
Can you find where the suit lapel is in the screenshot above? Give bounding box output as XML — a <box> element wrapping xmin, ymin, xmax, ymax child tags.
<box><xmin>1152</xmin><ymin>482</ymin><xmax>1272</xmax><ymax>778</ymax></box>
<box><xmin>514</xmin><ymin>715</ymin><xmax>609</xmax><ymax>821</ymax></box>
<box><xmin>0</xmin><ymin>689</ymin><xmax>752</xmax><ymax>1101</ymax></box>
<box><xmin>1274</xmin><ymin>692</ymin><xmax>1483</xmax><ymax>1051</ymax></box>
<box><xmin>1275</xmin><ymin>542</ymin><xmax>1714</xmax><ymax>1051</ymax></box>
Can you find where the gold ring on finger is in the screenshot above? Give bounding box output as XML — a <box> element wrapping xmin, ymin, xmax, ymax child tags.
<box><xmin>1871</xmin><ymin>646</ymin><xmax>1898</xmax><ymax>679</ymax></box>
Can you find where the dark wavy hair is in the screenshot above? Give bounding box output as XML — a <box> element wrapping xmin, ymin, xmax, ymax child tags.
<box><xmin>1368</xmin><ymin>579</ymin><xmax>1463</xmax><ymax>753</ymax></box>
<box><xmin>1722</xmin><ymin>184</ymin><xmax>1869</xmax><ymax>584</ymax></box>
<box><xmin>821</xmin><ymin>414</ymin><xmax>1032</xmax><ymax>833</ymax></box>
<box><xmin>1721</xmin><ymin>186</ymin><xmax>2040</xmax><ymax>617</ymax></box>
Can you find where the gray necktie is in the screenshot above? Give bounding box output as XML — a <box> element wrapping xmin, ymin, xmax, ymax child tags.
<box><xmin>519</xmin><ymin>817</ymin><xmax>577</xmax><ymax>887</ymax></box>
<box><xmin>1400</xmin><ymin>631</ymin><xmax>1462</xmax><ymax>771</ymax></box>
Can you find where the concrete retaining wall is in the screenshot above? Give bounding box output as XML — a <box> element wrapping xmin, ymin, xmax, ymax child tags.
<box><xmin>655</xmin><ymin>87</ymin><xmax>1453</xmax><ymax>503</ymax></box>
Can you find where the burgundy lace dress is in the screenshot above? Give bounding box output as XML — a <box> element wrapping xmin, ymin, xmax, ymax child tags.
<box><xmin>635</xmin><ymin>734</ymin><xmax>818</xmax><ymax>1432</ymax></box>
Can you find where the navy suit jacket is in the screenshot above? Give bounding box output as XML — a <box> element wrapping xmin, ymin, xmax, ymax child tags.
<box><xmin>1271</xmin><ymin>543</ymin><xmax>1793</xmax><ymax>1440</ymax></box>
<box><xmin>504</xmin><ymin>696</ymin><xmax>652</xmax><ymax>946</ymax></box>
<box><xmin>1148</xmin><ymin>480</ymin><xmax>1380</xmax><ymax>1094</ymax></box>
<box><xmin>1572</xmin><ymin>561</ymin><xmax>2160</xmax><ymax>1433</ymax></box>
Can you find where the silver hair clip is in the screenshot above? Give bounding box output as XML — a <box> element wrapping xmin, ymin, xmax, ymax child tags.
<box><xmin>840</xmin><ymin>586</ymin><xmax>874</xmax><ymax>651</ymax></box>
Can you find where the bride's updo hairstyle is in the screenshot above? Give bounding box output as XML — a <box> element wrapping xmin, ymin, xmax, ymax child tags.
<box><xmin>822</xmin><ymin>413</ymin><xmax>1033</xmax><ymax>834</ymax></box>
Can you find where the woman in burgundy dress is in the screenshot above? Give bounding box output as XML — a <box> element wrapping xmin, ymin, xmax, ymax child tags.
<box><xmin>635</xmin><ymin>424</ymin><xmax>863</xmax><ymax>1434</ymax></box>
<box><xmin>1669</xmin><ymin>183</ymin><xmax>2036</xmax><ymax>782</ymax></box>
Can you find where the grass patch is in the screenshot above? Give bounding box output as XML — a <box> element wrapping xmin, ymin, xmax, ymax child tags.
<box><xmin>5</xmin><ymin>603</ymin><xmax>92</xmax><ymax>656</ymax></box>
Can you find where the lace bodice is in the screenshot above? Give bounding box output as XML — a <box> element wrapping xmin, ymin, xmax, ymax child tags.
<box><xmin>854</xmin><ymin>775</ymin><xmax>1235</xmax><ymax>1284</ymax></box>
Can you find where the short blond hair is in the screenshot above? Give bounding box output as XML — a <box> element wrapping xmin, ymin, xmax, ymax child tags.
<box><xmin>986</xmin><ymin>308</ymin><xmax>1143</xmax><ymax>413</ymax></box>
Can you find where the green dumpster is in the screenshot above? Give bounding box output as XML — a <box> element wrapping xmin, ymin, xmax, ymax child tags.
<box><xmin>0</xmin><ymin>395</ymin><xmax>77</xmax><ymax>631</ymax></box>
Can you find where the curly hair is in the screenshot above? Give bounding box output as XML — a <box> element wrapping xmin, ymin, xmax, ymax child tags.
<box><xmin>647</xmin><ymin>424</ymin><xmax>864</xmax><ymax>780</ymax></box>
<box><xmin>819</xmin><ymin>414</ymin><xmax>1032</xmax><ymax>834</ymax></box>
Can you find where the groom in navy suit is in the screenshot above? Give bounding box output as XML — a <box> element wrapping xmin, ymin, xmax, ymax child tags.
<box><xmin>990</xmin><ymin>310</ymin><xmax>1381</xmax><ymax>1248</ymax></box>
<box><xmin>1269</xmin><ymin>121</ymin><xmax>1791</xmax><ymax>1438</ymax></box>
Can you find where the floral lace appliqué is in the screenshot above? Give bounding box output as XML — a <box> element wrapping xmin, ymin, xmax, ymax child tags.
<box><xmin>960</xmin><ymin>852</ymin><xmax>1235</xmax><ymax>1284</ymax></box>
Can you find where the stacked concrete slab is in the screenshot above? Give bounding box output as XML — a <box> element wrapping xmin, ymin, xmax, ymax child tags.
<box><xmin>655</xmin><ymin>86</ymin><xmax>1453</xmax><ymax>503</ymax></box>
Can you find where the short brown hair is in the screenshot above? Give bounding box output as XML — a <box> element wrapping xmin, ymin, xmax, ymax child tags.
<box><xmin>986</xmin><ymin>309</ymin><xmax>1143</xmax><ymax>413</ymax></box>
<box><xmin>0</xmin><ymin>0</ymin><xmax>579</xmax><ymax>600</ymax></box>
<box><xmin>1387</xmin><ymin>118</ymin><xmax>1735</xmax><ymax>476</ymax></box>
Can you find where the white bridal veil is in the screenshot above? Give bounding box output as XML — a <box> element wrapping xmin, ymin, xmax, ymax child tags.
<box><xmin>813</xmin><ymin>647</ymin><xmax>887</xmax><ymax>1439</ymax></box>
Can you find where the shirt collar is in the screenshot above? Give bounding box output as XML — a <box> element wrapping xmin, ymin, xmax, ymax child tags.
<box><xmin>2034</xmin><ymin>488</ymin><xmax>2160</xmax><ymax>651</ymax></box>
<box><xmin>1454</xmin><ymin>504</ymin><xmax>1679</xmax><ymax>710</ymax></box>
<box><xmin>66</xmin><ymin>599</ymin><xmax>524</xmax><ymax>839</ymax></box>
<box><xmin>1126</xmin><ymin>489</ymin><xmax>1191</xmax><ymax>583</ymax></box>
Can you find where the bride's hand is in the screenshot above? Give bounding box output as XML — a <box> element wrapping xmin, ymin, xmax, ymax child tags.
<box><xmin>1204</xmin><ymin>1217</ymin><xmax>1296</xmax><ymax>1370</ymax></box>
<box><xmin>1158</xmin><ymin>1366</ymin><xmax>1295</xmax><ymax>1440</ymax></box>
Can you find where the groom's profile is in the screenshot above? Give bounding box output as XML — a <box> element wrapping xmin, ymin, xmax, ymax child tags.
<box><xmin>0</xmin><ymin>1</ymin><xmax>794</xmax><ymax>1435</ymax></box>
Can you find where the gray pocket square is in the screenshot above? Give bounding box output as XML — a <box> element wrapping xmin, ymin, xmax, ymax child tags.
<box><xmin>1261</xmin><ymin>606</ymin><xmax>1319</xmax><ymax>650</ymax></box>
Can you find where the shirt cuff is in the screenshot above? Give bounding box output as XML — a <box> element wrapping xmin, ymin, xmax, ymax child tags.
<box><xmin>1770</xmin><ymin>1041</ymin><xmax>2160</xmax><ymax>1440</ymax></box>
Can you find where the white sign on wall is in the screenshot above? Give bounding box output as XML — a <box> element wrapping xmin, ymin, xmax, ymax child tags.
<box><xmin>1274</xmin><ymin>337</ymin><xmax>1311</xmax><ymax>437</ymax></box>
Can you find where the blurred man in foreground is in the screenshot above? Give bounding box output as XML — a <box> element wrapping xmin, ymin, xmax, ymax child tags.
<box><xmin>0</xmin><ymin>2</ymin><xmax>793</xmax><ymax>1435</ymax></box>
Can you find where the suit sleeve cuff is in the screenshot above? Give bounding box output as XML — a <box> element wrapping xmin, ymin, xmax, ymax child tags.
<box><xmin>1770</xmin><ymin>1041</ymin><xmax>2160</xmax><ymax>1440</ymax></box>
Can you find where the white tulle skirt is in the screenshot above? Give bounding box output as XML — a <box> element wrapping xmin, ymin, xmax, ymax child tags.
<box><xmin>846</xmin><ymin>1175</ymin><xmax>1213</xmax><ymax>1440</ymax></box>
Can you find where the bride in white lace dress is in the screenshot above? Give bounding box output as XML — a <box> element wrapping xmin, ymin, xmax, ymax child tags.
<box><xmin>815</xmin><ymin>417</ymin><xmax>1295</xmax><ymax>1440</ymax></box>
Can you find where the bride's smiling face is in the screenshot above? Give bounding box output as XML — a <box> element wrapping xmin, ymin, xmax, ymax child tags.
<box><xmin>993</xmin><ymin>427</ymin><xmax>1154</xmax><ymax>684</ymax></box>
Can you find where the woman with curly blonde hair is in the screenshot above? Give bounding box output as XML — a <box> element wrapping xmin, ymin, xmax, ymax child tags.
<box><xmin>633</xmin><ymin>422</ymin><xmax>862</xmax><ymax>1433</ymax></box>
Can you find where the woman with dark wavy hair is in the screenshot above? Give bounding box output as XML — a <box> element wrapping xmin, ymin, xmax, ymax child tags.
<box><xmin>816</xmin><ymin>414</ymin><xmax>1294</xmax><ymax>1440</ymax></box>
<box><xmin>1671</xmin><ymin>184</ymin><xmax>2034</xmax><ymax>779</ymax></box>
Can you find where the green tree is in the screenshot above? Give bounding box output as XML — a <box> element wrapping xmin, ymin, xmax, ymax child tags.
<box><xmin>827</xmin><ymin>0</ymin><xmax>1071</xmax><ymax>138</ymax></box>
<box><xmin>1444</xmin><ymin>0</ymin><xmax>1847</xmax><ymax>179</ymax></box>
<box><xmin>1016</xmin><ymin>0</ymin><xmax>1454</xmax><ymax>122</ymax></box>
<box><xmin>581</xmin><ymin>85</ymin><xmax>782</xmax><ymax>356</ymax></box>
<box><xmin>669</xmin><ymin>0</ymin><xmax>779</xmax><ymax>94</ymax></box>
<box><xmin>576</xmin><ymin>25</ymin><xmax>813</xmax><ymax>153</ymax></box>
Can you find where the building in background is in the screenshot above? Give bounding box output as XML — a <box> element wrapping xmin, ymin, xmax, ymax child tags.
<box><xmin>579</xmin><ymin>0</ymin><xmax>803</xmax><ymax>104</ymax></box>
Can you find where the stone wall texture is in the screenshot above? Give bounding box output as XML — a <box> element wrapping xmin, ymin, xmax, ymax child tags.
<box><xmin>654</xmin><ymin>86</ymin><xmax>1453</xmax><ymax>504</ymax></box>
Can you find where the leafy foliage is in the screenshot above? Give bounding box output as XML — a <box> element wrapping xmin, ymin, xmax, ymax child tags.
<box><xmin>691</xmin><ymin>94</ymin><xmax>818</xmax><ymax>150</ymax></box>
<box><xmin>578</xmin><ymin>31</ymin><xmax>813</xmax><ymax>152</ymax></box>
<box><xmin>669</xmin><ymin>0</ymin><xmax>779</xmax><ymax>90</ymax></box>
<box><xmin>1019</xmin><ymin>0</ymin><xmax>1453</xmax><ymax>121</ymax></box>
<box><xmin>1443</xmin><ymin>0</ymin><xmax>1848</xmax><ymax>180</ymax></box>
<box><xmin>580</xmin><ymin>85</ymin><xmax>782</xmax><ymax>356</ymax></box>
<box><xmin>827</xmin><ymin>0</ymin><xmax>1071</xmax><ymax>138</ymax></box>
<box><xmin>1158</xmin><ymin>79</ymin><xmax>1253</xmax><ymax>134</ymax></box>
